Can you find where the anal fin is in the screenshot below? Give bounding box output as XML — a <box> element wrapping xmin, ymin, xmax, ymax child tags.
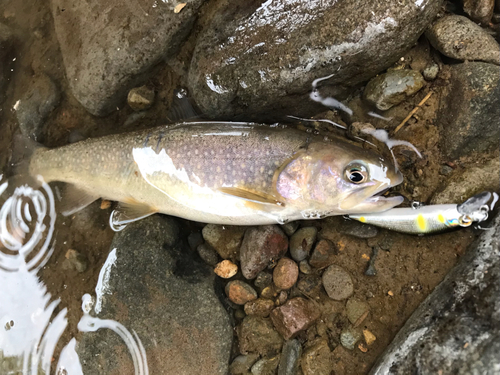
<box><xmin>60</xmin><ymin>184</ymin><xmax>99</xmax><ymax>216</ymax></box>
<box><xmin>111</xmin><ymin>198</ymin><xmax>158</xmax><ymax>225</ymax></box>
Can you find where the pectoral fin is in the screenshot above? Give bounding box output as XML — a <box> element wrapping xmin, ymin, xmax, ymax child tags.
<box><xmin>60</xmin><ymin>184</ymin><xmax>99</xmax><ymax>216</ymax></box>
<box><xmin>112</xmin><ymin>199</ymin><xmax>158</xmax><ymax>225</ymax></box>
<box><xmin>218</xmin><ymin>187</ymin><xmax>285</xmax><ymax>207</ymax></box>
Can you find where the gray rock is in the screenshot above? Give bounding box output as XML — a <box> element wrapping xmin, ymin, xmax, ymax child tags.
<box><xmin>345</xmin><ymin>298</ymin><xmax>370</xmax><ymax>325</ymax></box>
<box><xmin>251</xmin><ymin>355</ymin><xmax>280</xmax><ymax>375</ymax></box>
<box><xmin>188</xmin><ymin>0</ymin><xmax>442</xmax><ymax>120</ymax></box>
<box><xmin>422</xmin><ymin>62</ymin><xmax>439</xmax><ymax>80</ymax></box>
<box><xmin>197</xmin><ymin>243</ymin><xmax>220</xmax><ymax>266</ymax></box>
<box><xmin>281</xmin><ymin>222</ymin><xmax>299</xmax><ymax>237</ymax></box>
<box><xmin>364</xmin><ymin>69</ymin><xmax>425</xmax><ymax>111</ymax></box>
<box><xmin>337</xmin><ymin>219</ymin><xmax>379</xmax><ymax>239</ymax></box>
<box><xmin>15</xmin><ymin>73</ymin><xmax>60</xmax><ymax>141</ymax></box>
<box><xmin>289</xmin><ymin>227</ymin><xmax>317</xmax><ymax>262</ymax></box>
<box><xmin>370</xmin><ymin>213</ymin><xmax>500</xmax><ymax>375</ymax></box>
<box><xmin>127</xmin><ymin>85</ymin><xmax>155</xmax><ymax>111</ymax></box>
<box><xmin>340</xmin><ymin>327</ymin><xmax>363</xmax><ymax>350</ymax></box>
<box><xmin>278</xmin><ymin>339</ymin><xmax>302</xmax><ymax>375</ymax></box>
<box><xmin>322</xmin><ymin>265</ymin><xmax>354</xmax><ymax>301</ymax></box>
<box><xmin>230</xmin><ymin>354</ymin><xmax>260</xmax><ymax>375</ymax></box>
<box><xmin>77</xmin><ymin>215</ymin><xmax>232</xmax><ymax>375</ymax></box>
<box><xmin>463</xmin><ymin>0</ymin><xmax>495</xmax><ymax>25</ymax></box>
<box><xmin>425</xmin><ymin>15</ymin><xmax>500</xmax><ymax>65</ymax></box>
<box><xmin>50</xmin><ymin>0</ymin><xmax>203</xmax><ymax>116</ymax></box>
<box><xmin>298</xmin><ymin>260</ymin><xmax>313</xmax><ymax>275</ymax></box>
<box><xmin>437</xmin><ymin>62</ymin><xmax>500</xmax><ymax>159</ymax></box>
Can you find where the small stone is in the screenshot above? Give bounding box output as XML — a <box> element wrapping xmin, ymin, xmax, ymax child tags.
<box><xmin>289</xmin><ymin>227</ymin><xmax>317</xmax><ymax>261</ymax></box>
<box><xmin>363</xmin><ymin>69</ymin><xmax>425</xmax><ymax>111</ymax></box>
<box><xmin>463</xmin><ymin>0</ymin><xmax>494</xmax><ymax>25</ymax></box>
<box><xmin>187</xmin><ymin>232</ymin><xmax>204</xmax><ymax>251</ymax></box>
<box><xmin>254</xmin><ymin>272</ymin><xmax>273</xmax><ymax>291</ymax></box>
<box><xmin>215</xmin><ymin>260</ymin><xmax>238</xmax><ymax>279</ymax></box>
<box><xmin>226</xmin><ymin>280</ymin><xmax>258</xmax><ymax>305</ymax></box>
<box><xmin>340</xmin><ymin>327</ymin><xmax>363</xmax><ymax>350</ymax></box>
<box><xmin>234</xmin><ymin>309</ymin><xmax>246</xmax><ymax>320</ymax></box>
<box><xmin>337</xmin><ymin>219</ymin><xmax>378</xmax><ymax>239</ymax></box>
<box><xmin>322</xmin><ymin>265</ymin><xmax>354</xmax><ymax>301</ymax></box>
<box><xmin>346</xmin><ymin>298</ymin><xmax>370</xmax><ymax>325</ymax></box>
<box><xmin>273</xmin><ymin>258</ymin><xmax>299</xmax><ymax>290</ymax></box>
<box><xmin>277</xmin><ymin>291</ymin><xmax>288</xmax><ymax>306</ymax></box>
<box><xmin>280</xmin><ymin>221</ymin><xmax>299</xmax><ymax>236</ymax></box>
<box><xmin>238</xmin><ymin>316</ymin><xmax>283</xmax><ymax>356</ymax></box>
<box><xmin>363</xmin><ymin>329</ymin><xmax>377</xmax><ymax>346</ymax></box>
<box><xmin>261</xmin><ymin>285</ymin><xmax>279</xmax><ymax>299</ymax></box>
<box><xmin>270</xmin><ymin>297</ymin><xmax>320</xmax><ymax>339</ymax></box>
<box><xmin>297</xmin><ymin>275</ymin><xmax>322</xmax><ymax>296</ymax></box>
<box><xmin>277</xmin><ymin>339</ymin><xmax>302</xmax><ymax>375</ymax></box>
<box><xmin>100</xmin><ymin>200</ymin><xmax>112</xmax><ymax>209</ymax></box>
<box><xmin>127</xmin><ymin>85</ymin><xmax>155</xmax><ymax>111</ymax></box>
<box><xmin>301</xmin><ymin>340</ymin><xmax>333</xmax><ymax>375</ymax></box>
<box><xmin>202</xmin><ymin>224</ymin><xmax>246</xmax><ymax>261</ymax></box>
<box><xmin>62</xmin><ymin>249</ymin><xmax>88</xmax><ymax>273</ymax></box>
<box><xmin>250</xmin><ymin>355</ymin><xmax>280</xmax><ymax>375</ymax></box>
<box><xmin>299</xmin><ymin>260</ymin><xmax>312</xmax><ymax>274</ymax></box>
<box><xmin>425</xmin><ymin>15</ymin><xmax>500</xmax><ymax>65</ymax></box>
<box><xmin>422</xmin><ymin>63</ymin><xmax>439</xmax><ymax>81</ymax></box>
<box><xmin>245</xmin><ymin>298</ymin><xmax>276</xmax><ymax>318</ymax></box>
<box><xmin>358</xmin><ymin>343</ymin><xmax>368</xmax><ymax>353</ymax></box>
<box><xmin>197</xmin><ymin>243</ymin><xmax>219</xmax><ymax>266</ymax></box>
<box><xmin>309</xmin><ymin>240</ymin><xmax>338</xmax><ymax>269</ymax></box>
<box><xmin>230</xmin><ymin>354</ymin><xmax>260</xmax><ymax>375</ymax></box>
<box><xmin>240</xmin><ymin>225</ymin><xmax>289</xmax><ymax>279</ymax></box>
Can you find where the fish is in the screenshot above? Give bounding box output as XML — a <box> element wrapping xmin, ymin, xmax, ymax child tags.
<box><xmin>26</xmin><ymin>121</ymin><xmax>404</xmax><ymax>226</ymax></box>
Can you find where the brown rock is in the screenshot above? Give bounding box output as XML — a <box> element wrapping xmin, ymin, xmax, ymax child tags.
<box><xmin>297</xmin><ymin>275</ymin><xmax>323</xmax><ymax>298</ymax></box>
<box><xmin>261</xmin><ymin>285</ymin><xmax>280</xmax><ymax>299</ymax></box>
<box><xmin>238</xmin><ymin>316</ymin><xmax>283</xmax><ymax>356</ymax></box>
<box><xmin>309</xmin><ymin>239</ymin><xmax>338</xmax><ymax>269</ymax></box>
<box><xmin>214</xmin><ymin>260</ymin><xmax>238</xmax><ymax>279</ymax></box>
<box><xmin>202</xmin><ymin>224</ymin><xmax>247</xmax><ymax>261</ymax></box>
<box><xmin>270</xmin><ymin>297</ymin><xmax>320</xmax><ymax>339</ymax></box>
<box><xmin>225</xmin><ymin>280</ymin><xmax>258</xmax><ymax>305</ymax></box>
<box><xmin>301</xmin><ymin>340</ymin><xmax>333</xmax><ymax>375</ymax></box>
<box><xmin>322</xmin><ymin>265</ymin><xmax>354</xmax><ymax>301</ymax></box>
<box><xmin>273</xmin><ymin>258</ymin><xmax>299</xmax><ymax>290</ymax></box>
<box><xmin>240</xmin><ymin>225</ymin><xmax>289</xmax><ymax>280</ymax></box>
<box><xmin>289</xmin><ymin>227</ymin><xmax>317</xmax><ymax>261</ymax></box>
<box><xmin>244</xmin><ymin>298</ymin><xmax>275</xmax><ymax>318</ymax></box>
<box><xmin>463</xmin><ymin>0</ymin><xmax>494</xmax><ymax>25</ymax></box>
<box><xmin>346</xmin><ymin>298</ymin><xmax>370</xmax><ymax>325</ymax></box>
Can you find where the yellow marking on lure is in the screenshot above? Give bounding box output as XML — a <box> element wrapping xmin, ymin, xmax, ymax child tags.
<box><xmin>417</xmin><ymin>214</ymin><xmax>426</xmax><ymax>231</ymax></box>
<box><xmin>437</xmin><ymin>214</ymin><xmax>445</xmax><ymax>224</ymax></box>
<box><xmin>359</xmin><ymin>216</ymin><xmax>366</xmax><ymax>223</ymax></box>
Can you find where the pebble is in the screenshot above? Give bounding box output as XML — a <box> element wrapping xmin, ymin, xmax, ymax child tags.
<box><xmin>280</xmin><ymin>221</ymin><xmax>299</xmax><ymax>236</ymax></box>
<box><xmin>337</xmin><ymin>219</ymin><xmax>378</xmax><ymax>239</ymax></box>
<box><xmin>340</xmin><ymin>327</ymin><xmax>363</xmax><ymax>350</ymax></box>
<box><xmin>230</xmin><ymin>354</ymin><xmax>260</xmax><ymax>375</ymax></box>
<box><xmin>277</xmin><ymin>339</ymin><xmax>302</xmax><ymax>375</ymax></box>
<box><xmin>245</xmin><ymin>298</ymin><xmax>276</xmax><ymax>318</ymax></box>
<box><xmin>273</xmin><ymin>258</ymin><xmax>299</xmax><ymax>290</ymax></box>
<box><xmin>62</xmin><ymin>249</ymin><xmax>88</xmax><ymax>273</ymax></box>
<box><xmin>250</xmin><ymin>355</ymin><xmax>280</xmax><ymax>375</ymax></box>
<box><xmin>422</xmin><ymin>63</ymin><xmax>439</xmax><ymax>81</ymax></box>
<box><xmin>240</xmin><ymin>225</ymin><xmax>289</xmax><ymax>280</ymax></box>
<box><xmin>196</xmin><ymin>243</ymin><xmax>219</xmax><ymax>266</ymax></box>
<box><xmin>297</xmin><ymin>275</ymin><xmax>323</xmax><ymax>297</ymax></box>
<box><xmin>322</xmin><ymin>265</ymin><xmax>354</xmax><ymax>301</ymax></box>
<box><xmin>187</xmin><ymin>232</ymin><xmax>204</xmax><ymax>251</ymax></box>
<box><xmin>270</xmin><ymin>297</ymin><xmax>320</xmax><ymax>339</ymax></box>
<box><xmin>309</xmin><ymin>239</ymin><xmax>338</xmax><ymax>269</ymax></box>
<box><xmin>277</xmin><ymin>291</ymin><xmax>288</xmax><ymax>306</ymax></box>
<box><xmin>363</xmin><ymin>329</ymin><xmax>377</xmax><ymax>346</ymax></box>
<box><xmin>215</xmin><ymin>260</ymin><xmax>238</xmax><ymax>279</ymax></box>
<box><xmin>425</xmin><ymin>15</ymin><xmax>500</xmax><ymax>65</ymax></box>
<box><xmin>289</xmin><ymin>227</ymin><xmax>317</xmax><ymax>261</ymax></box>
<box><xmin>298</xmin><ymin>260</ymin><xmax>312</xmax><ymax>274</ymax></box>
<box><xmin>226</xmin><ymin>280</ymin><xmax>258</xmax><ymax>305</ymax></box>
<box><xmin>363</xmin><ymin>69</ymin><xmax>425</xmax><ymax>111</ymax></box>
<box><xmin>238</xmin><ymin>315</ymin><xmax>283</xmax><ymax>356</ymax></box>
<box><xmin>202</xmin><ymin>224</ymin><xmax>246</xmax><ymax>261</ymax></box>
<box><xmin>346</xmin><ymin>298</ymin><xmax>370</xmax><ymax>325</ymax></box>
<box><xmin>463</xmin><ymin>0</ymin><xmax>494</xmax><ymax>25</ymax></box>
<box><xmin>254</xmin><ymin>271</ymin><xmax>273</xmax><ymax>291</ymax></box>
<box><xmin>301</xmin><ymin>340</ymin><xmax>333</xmax><ymax>375</ymax></box>
<box><xmin>127</xmin><ymin>85</ymin><xmax>155</xmax><ymax>111</ymax></box>
<box><xmin>364</xmin><ymin>247</ymin><xmax>379</xmax><ymax>276</ymax></box>
<box><xmin>261</xmin><ymin>285</ymin><xmax>280</xmax><ymax>299</ymax></box>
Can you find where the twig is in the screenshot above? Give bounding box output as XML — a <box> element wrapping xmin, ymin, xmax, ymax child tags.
<box><xmin>394</xmin><ymin>91</ymin><xmax>433</xmax><ymax>134</ymax></box>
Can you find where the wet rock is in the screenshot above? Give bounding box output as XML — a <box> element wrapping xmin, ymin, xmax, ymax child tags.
<box><xmin>422</xmin><ymin>62</ymin><xmax>439</xmax><ymax>80</ymax></box>
<box><xmin>273</xmin><ymin>258</ymin><xmax>299</xmax><ymax>290</ymax></box>
<box><xmin>226</xmin><ymin>280</ymin><xmax>258</xmax><ymax>305</ymax></box>
<box><xmin>270</xmin><ymin>297</ymin><xmax>320</xmax><ymax>340</ymax></box>
<box><xmin>431</xmin><ymin>157</ymin><xmax>500</xmax><ymax>205</ymax></box>
<box><xmin>278</xmin><ymin>339</ymin><xmax>302</xmax><ymax>375</ymax></box>
<box><xmin>62</xmin><ymin>249</ymin><xmax>88</xmax><ymax>273</ymax></box>
<box><xmin>436</xmin><ymin>62</ymin><xmax>500</xmax><ymax>159</ymax></box>
<box><xmin>215</xmin><ymin>260</ymin><xmax>238</xmax><ymax>279</ymax></box>
<box><xmin>301</xmin><ymin>340</ymin><xmax>333</xmax><ymax>375</ymax></box>
<box><xmin>289</xmin><ymin>227</ymin><xmax>317</xmax><ymax>262</ymax></box>
<box><xmin>309</xmin><ymin>239</ymin><xmax>338</xmax><ymax>269</ymax></box>
<box><xmin>251</xmin><ymin>355</ymin><xmax>280</xmax><ymax>375</ymax></box>
<box><xmin>15</xmin><ymin>73</ymin><xmax>60</xmax><ymax>141</ymax></box>
<box><xmin>425</xmin><ymin>15</ymin><xmax>500</xmax><ymax>65</ymax></box>
<box><xmin>197</xmin><ymin>243</ymin><xmax>220</xmax><ymax>266</ymax></box>
<box><xmin>346</xmin><ymin>298</ymin><xmax>370</xmax><ymax>325</ymax></box>
<box><xmin>230</xmin><ymin>354</ymin><xmax>260</xmax><ymax>375</ymax></box>
<box><xmin>463</xmin><ymin>0</ymin><xmax>495</xmax><ymax>25</ymax></box>
<box><xmin>127</xmin><ymin>85</ymin><xmax>155</xmax><ymax>111</ymax></box>
<box><xmin>297</xmin><ymin>275</ymin><xmax>323</xmax><ymax>297</ymax></box>
<box><xmin>202</xmin><ymin>224</ymin><xmax>247</xmax><ymax>261</ymax></box>
<box><xmin>77</xmin><ymin>215</ymin><xmax>232</xmax><ymax>374</ymax></box>
<box><xmin>50</xmin><ymin>0</ymin><xmax>204</xmax><ymax>116</ymax></box>
<box><xmin>340</xmin><ymin>327</ymin><xmax>363</xmax><ymax>350</ymax></box>
<box><xmin>240</xmin><ymin>225</ymin><xmax>289</xmax><ymax>280</ymax></box>
<box><xmin>298</xmin><ymin>260</ymin><xmax>312</xmax><ymax>275</ymax></box>
<box><xmin>254</xmin><ymin>271</ymin><xmax>274</xmax><ymax>291</ymax></box>
<box><xmin>245</xmin><ymin>298</ymin><xmax>276</xmax><ymax>318</ymax></box>
<box><xmin>337</xmin><ymin>219</ymin><xmax>379</xmax><ymax>239</ymax></box>
<box><xmin>370</xmin><ymin>213</ymin><xmax>500</xmax><ymax>375</ymax></box>
<box><xmin>238</xmin><ymin>316</ymin><xmax>283</xmax><ymax>356</ymax></box>
<box><xmin>188</xmin><ymin>0</ymin><xmax>442</xmax><ymax>120</ymax></box>
<box><xmin>322</xmin><ymin>265</ymin><xmax>354</xmax><ymax>301</ymax></box>
<box><xmin>281</xmin><ymin>222</ymin><xmax>299</xmax><ymax>237</ymax></box>
<box><xmin>363</xmin><ymin>69</ymin><xmax>425</xmax><ymax>111</ymax></box>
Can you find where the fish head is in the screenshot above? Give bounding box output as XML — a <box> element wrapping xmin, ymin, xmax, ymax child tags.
<box><xmin>275</xmin><ymin>141</ymin><xmax>404</xmax><ymax>215</ymax></box>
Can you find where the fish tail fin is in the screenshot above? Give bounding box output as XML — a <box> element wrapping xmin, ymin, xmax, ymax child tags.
<box><xmin>9</xmin><ymin>133</ymin><xmax>48</xmax><ymax>177</ymax></box>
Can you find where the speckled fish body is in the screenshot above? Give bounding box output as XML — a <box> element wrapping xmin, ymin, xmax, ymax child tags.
<box><xmin>29</xmin><ymin>122</ymin><xmax>403</xmax><ymax>225</ymax></box>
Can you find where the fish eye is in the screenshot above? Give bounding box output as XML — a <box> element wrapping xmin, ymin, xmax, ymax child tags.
<box><xmin>344</xmin><ymin>163</ymin><xmax>368</xmax><ymax>184</ymax></box>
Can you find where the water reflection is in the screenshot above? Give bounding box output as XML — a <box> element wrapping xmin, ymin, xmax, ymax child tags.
<box><xmin>0</xmin><ymin>176</ymin><xmax>148</xmax><ymax>374</ymax></box>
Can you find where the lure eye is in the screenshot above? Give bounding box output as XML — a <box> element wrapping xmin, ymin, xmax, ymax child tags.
<box><xmin>345</xmin><ymin>163</ymin><xmax>368</xmax><ymax>184</ymax></box>
<box><xmin>458</xmin><ymin>215</ymin><xmax>473</xmax><ymax>227</ymax></box>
